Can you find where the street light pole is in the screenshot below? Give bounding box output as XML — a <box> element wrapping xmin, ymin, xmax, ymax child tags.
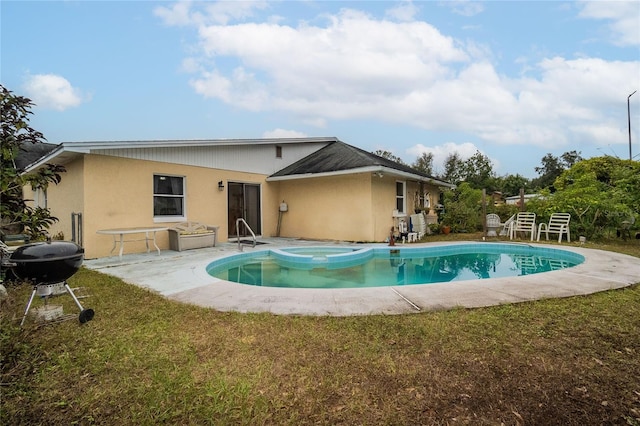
<box><xmin>629</xmin><ymin>90</ymin><xmax>637</xmax><ymax>160</ymax></box>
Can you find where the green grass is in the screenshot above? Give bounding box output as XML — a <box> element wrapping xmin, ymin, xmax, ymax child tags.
<box><xmin>2</xmin><ymin>235</ymin><xmax>640</xmax><ymax>425</ymax></box>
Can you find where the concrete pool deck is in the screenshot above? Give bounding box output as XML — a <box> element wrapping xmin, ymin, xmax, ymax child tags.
<box><xmin>83</xmin><ymin>238</ymin><xmax>640</xmax><ymax>316</ymax></box>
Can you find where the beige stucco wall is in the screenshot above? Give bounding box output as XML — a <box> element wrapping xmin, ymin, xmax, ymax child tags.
<box><xmin>275</xmin><ymin>173</ymin><xmax>376</xmax><ymax>241</ymax></box>
<box><xmin>274</xmin><ymin>173</ymin><xmax>435</xmax><ymax>242</ymax></box>
<box><xmin>371</xmin><ymin>175</ymin><xmax>396</xmax><ymax>241</ymax></box>
<box><xmin>274</xmin><ymin>174</ymin><xmax>444</xmax><ymax>243</ymax></box>
<box><xmin>43</xmin><ymin>154</ymin><xmax>275</xmax><ymax>258</ymax></box>
<box><xmin>23</xmin><ymin>158</ymin><xmax>85</xmax><ymax>242</ymax></box>
<box><xmin>33</xmin><ymin>153</ymin><xmax>445</xmax><ymax>257</ymax></box>
<box><xmin>51</xmin><ymin>158</ymin><xmax>85</xmax><ymax>241</ymax></box>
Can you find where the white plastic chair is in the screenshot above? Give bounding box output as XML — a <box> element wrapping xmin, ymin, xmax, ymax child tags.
<box><xmin>409</xmin><ymin>213</ymin><xmax>427</xmax><ymax>239</ymax></box>
<box><xmin>509</xmin><ymin>212</ymin><xmax>537</xmax><ymax>241</ymax></box>
<box><xmin>500</xmin><ymin>214</ymin><xmax>515</xmax><ymax>236</ymax></box>
<box><xmin>537</xmin><ymin>213</ymin><xmax>571</xmax><ymax>243</ymax></box>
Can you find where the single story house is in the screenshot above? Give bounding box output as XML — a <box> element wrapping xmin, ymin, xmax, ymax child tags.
<box><xmin>18</xmin><ymin>137</ymin><xmax>454</xmax><ymax>259</ymax></box>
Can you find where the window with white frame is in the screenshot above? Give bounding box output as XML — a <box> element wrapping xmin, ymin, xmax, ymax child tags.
<box><xmin>416</xmin><ymin>190</ymin><xmax>430</xmax><ymax>210</ymax></box>
<box><xmin>34</xmin><ymin>187</ymin><xmax>47</xmax><ymax>209</ymax></box>
<box><xmin>396</xmin><ymin>181</ymin><xmax>406</xmax><ymax>213</ymax></box>
<box><xmin>153</xmin><ymin>174</ymin><xmax>185</xmax><ymax>220</ymax></box>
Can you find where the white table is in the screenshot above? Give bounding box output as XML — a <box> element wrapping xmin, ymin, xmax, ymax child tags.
<box><xmin>97</xmin><ymin>227</ymin><xmax>169</xmax><ymax>258</ymax></box>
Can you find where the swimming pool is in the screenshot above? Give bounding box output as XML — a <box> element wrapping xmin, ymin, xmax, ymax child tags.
<box><xmin>206</xmin><ymin>243</ymin><xmax>585</xmax><ymax>289</ymax></box>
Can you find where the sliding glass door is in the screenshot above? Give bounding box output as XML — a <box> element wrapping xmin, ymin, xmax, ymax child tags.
<box><xmin>228</xmin><ymin>182</ymin><xmax>261</xmax><ymax>238</ymax></box>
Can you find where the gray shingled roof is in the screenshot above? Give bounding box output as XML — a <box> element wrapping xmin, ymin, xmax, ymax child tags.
<box><xmin>15</xmin><ymin>138</ymin><xmax>453</xmax><ymax>187</ymax></box>
<box><xmin>14</xmin><ymin>142</ymin><xmax>60</xmax><ymax>170</ymax></box>
<box><xmin>270</xmin><ymin>141</ymin><xmax>449</xmax><ymax>185</ymax></box>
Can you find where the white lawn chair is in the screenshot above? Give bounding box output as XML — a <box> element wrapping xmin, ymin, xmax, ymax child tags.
<box><xmin>485</xmin><ymin>213</ymin><xmax>501</xmax><ymax>237</ymax></box>
<box><xmin>509</xmin><ymin>212</ymin><xmax>537</xmax><ymax>241</ymax></box>
<box><xmin>410</xmin><ymin>213</ymin><xmax>427</xmax><ymax>240</ymax></box>
<box><xmin>537</xmin><ymin>213</ymin><xmax>571</xmax><ymax>243</ymax></box>
<box><xmin>500</xmin><ymin>214</ymin><xmax>515</xmax><ymax>236</ymax></box>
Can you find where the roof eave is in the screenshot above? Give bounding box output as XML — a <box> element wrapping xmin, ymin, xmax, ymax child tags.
<box><xmin>21</xmin><ymin>145</ymin><xmax>68</xmax><ymax>173</ymax></box>
<box><xmin>384</xmin><ymin>168</ymin><xmax>455</xmax><ymax>188</ymax></box>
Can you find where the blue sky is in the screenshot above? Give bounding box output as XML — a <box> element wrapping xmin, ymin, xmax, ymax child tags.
<box><xmin>2</xmin><ymin>0</ymin><xmax>639</xmax><ymax>178</ymax></box>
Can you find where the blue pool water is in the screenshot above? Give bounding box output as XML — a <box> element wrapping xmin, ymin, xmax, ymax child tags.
<box><xmin>206</xmin><ymin>244</ymin><xmax>585</xmax><ymax>289</ymax></box>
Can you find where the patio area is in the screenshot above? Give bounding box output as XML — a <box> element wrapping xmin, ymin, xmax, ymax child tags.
<box><xmin>83</xmin><ymin>238</ymin><xmax>640</xmax><ymax>316</ymax></box>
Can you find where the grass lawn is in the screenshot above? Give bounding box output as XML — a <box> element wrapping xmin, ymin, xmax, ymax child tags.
<box><xmin>2</xmin><ymin>235</ymin><xmax>639</xmax><ymax>425</ymax></box>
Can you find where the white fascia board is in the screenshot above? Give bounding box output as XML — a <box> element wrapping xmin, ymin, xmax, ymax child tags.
<box><xmin>385</xmin><ymin>169</ymin><xmax>456</xmax><ymax>188</ymax></box>
<box><xmin>60</xmin><ymin>137</ymin><xmax>339</xmax><ymax>152</ymax></box>
<box><xmin>267</xmin><ymin>166</ymin><xmax>382</xmax><ymax>181</ymax></box>
<box><xmin>267</xmin><ymin>165</ymin><xmax>456</xmax><ymax>188</ymax></box>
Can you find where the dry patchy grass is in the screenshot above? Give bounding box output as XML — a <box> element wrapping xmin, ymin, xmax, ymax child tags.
<box><xmin>2</xmin><ymin>236</ymin><xmax>639</xmax><ymax>425</ymax></box>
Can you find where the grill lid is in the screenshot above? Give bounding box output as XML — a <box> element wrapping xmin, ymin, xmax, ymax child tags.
<box><xmin>9</xmin><ymin>241</ymin><xmax>84</xmax><ymax>284</ymax></box>
<box><xmin>10</xmin><ymin>241</ymin><xmax>84</xmax><ymax>262</ymax></box>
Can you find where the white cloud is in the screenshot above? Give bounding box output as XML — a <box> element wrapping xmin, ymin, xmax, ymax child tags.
<box><xmin>154</xmin><ymin>0</ymin><xmax>269</xmax><ymax>26</ymax></box>
<box><xmin>180</xmin><ymin>57</ymin><xmax>203</xmax><ymax>73</ymax></box>
<box><xmin>578</xmin><ymin>1</ymin><xmax>640</xmax><ymax>46</ymax></box>
<box><xmin>407</xmin><ymin>142</ymin><xmax>485</xmax><ymax>174</ymax></box>
<box><xmin>302</xmin><ymin>117</ymin><xmax>327</xmax><ymax>128</ymax></box>
<box><xmin>189</xmin><ymin>70</ymin><xmax>232</xmax><ymax>102</ymax></box>
<box><xmin>190</xmin><ymin>67</ymin><xmax>269</xmax><ymax>111</ymax></box>
<box><xmin>163</xmin><ymin>3</ymin><xmax>639</xmax><ymax>152</ymax></box>
<box><xmin>190</xmin><ymin>8</ymin><xmax>468</xmax><ymax>116</ymax></box>
<box><xmin>442</xmin><ymin>0</ymin><xmax>485</xmax><ymax>17</ymax></box>
<box><xmin>385</xmin><ymin>1</ymin><xmax>420</xmax><ymax>22</ymax></box>
<box><xmin>22</xmin><ymin>74</ymin><xmax>85</xmax><ymax>111</ymax></box>
<box><xmin>262</xmin><ymin>128</ymin><xmax>308</xmax><ymax>138</ymax></box>
<box><xmin>154</xmin><ymin>0</ymin><xmax>195</xmax><ymax>26</ymax></box>
<box><xmin>202</xmin><ymin>1</ymin><xmax>269</xmax><ymax>25</ymax></box>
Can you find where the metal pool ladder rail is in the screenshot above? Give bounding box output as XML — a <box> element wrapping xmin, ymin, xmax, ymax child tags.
<box><xmin>236</xmin><ymin>218</ymin><xmax>256</xmax><ymax>251</ymax></box>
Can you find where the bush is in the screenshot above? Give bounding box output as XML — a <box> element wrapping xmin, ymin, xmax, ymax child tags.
<box><xmin>1</xmin><ymin>85</ymin><xmax>65</xmax><ymax>240</ymax></box>
<box><xmin>527</xmin><ymin>157</ymin><xmax>640</xmax><ymax>239</ymax></box>
<box><xmin>441</xmin><ymin>183</ymin><xmax>483</xmax><ymax>232</ymax></box>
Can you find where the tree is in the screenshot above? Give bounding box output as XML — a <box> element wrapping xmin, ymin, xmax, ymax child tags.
<box><xmin>496</xmin><ymin>174</ymin><xmax>531</xmax><ymax>197</ymax></box>
<box><xmin>461</xmin><ymin>150</ymin><xmax>496</xmax><ymax>190</ymax></box>
<box><xmin>532</xmin><ymin>151</ymin><xmax>583</xmax><ymax>191</ymax></box>
<box><xmin>560</xmin><ymin>150</ymin><xmax>583</xmax><ymax>168</ymax></box>
<box><xmin>1</xmin><ymin>85</ymin><xmax>65</xmax><ymax>240</ymax></box>
<box><xmin>412</xmin><ymin>152</ymin><xmax>434</xmax><ymax>176</ymax></box>
<box><xmin>529</xmin><ymin>156</ymin><xmax>639</xmax><ymax>239</ymax></box>
<box><xmin>442</xmin><ymin>152</ymin><xmax>465</xmax><ymax>185</ymax></box>
<box><xmin>533</xmin><ymin>153</ymin><xmax>563</xmax><ymax>190</ymax></box>
<box><xmin>372</xmin><ymin>149</ymin><xmax>406</xmax><ymax>165</ymax></box>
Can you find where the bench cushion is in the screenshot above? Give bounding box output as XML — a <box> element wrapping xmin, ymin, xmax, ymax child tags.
<box><xmin>169</xmin><ymin>222</ymin><xmax>219</xmax><ymax>251</ymax></box>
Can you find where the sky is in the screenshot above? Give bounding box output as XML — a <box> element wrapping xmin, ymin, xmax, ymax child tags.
<box><xmin>2</xmin><ymin>0</ymin><xmax>639</xmax><ymax>178</ymax></box>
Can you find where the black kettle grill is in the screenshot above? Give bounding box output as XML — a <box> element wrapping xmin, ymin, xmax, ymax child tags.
<box><xmin>2</xmin><ymin>241</ymin><xmax>94</xmax><ymax>325</ymax></box>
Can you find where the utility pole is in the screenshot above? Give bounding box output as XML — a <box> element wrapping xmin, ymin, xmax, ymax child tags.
<box><xmin>629</xmin><ymin>90</ymin><xmax>637</xmax><ymax>160</ymax></box>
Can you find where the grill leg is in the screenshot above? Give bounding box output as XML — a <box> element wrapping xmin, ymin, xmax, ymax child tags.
<box><xmin>64</xmin><ymin>282</ymin><xmax>94</xmax><ymax>323</ymax></box>
<box><xmin>64</xmin><ymin>282</ymin><xmax>84</xmax><ymax>310</ymax></box>
<box><xmin>20</xmin><ymin>286</ymin><xmax>38</xmax><ymax>327</ymax></box>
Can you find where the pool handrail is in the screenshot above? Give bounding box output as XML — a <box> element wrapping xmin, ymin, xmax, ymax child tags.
<box><xmin>236</xmin><ymin>218</ymin><xmax>256</xmax><ymax>251</ymax></box>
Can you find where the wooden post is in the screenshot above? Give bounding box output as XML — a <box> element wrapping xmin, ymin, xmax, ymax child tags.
<box><xmin>519</xmin><ymin>188</ymin><xmax>525</xmax><ymax>212</ymax></box>
<box><xmin>482</xmin><ymin>189</ymin><xmax>487</xmax><ymax>238</ymax></box>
